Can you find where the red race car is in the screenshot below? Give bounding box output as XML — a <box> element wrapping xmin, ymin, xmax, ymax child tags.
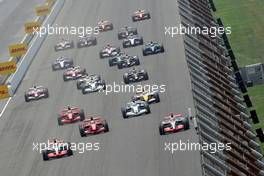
<box><xmin>79</xmin><ymin>116</ymin><xmax>109</xmax><ymax>137</ymax></box>
<box><xmin>42</xmin><ymin>139</ymin><xmax>73</xmax><ymax>161</ymax></box>
<box><xmin>63</xmin><ymin>66</ymin><xmax>87</xmax><ymax>81</ymax></box>
<box><xmin>98</xmin><ymin>20</ymin><xmax>113</xmax><ymax>32</ymax></box>
<box><xmin>132</xmin><ymin>9</ymin><xmax>151</xmax><ymax>22</ymax></box>
<box><xmin>159</xmin><ymin>113</ymin><xmax>189</xmax><ymax>135</ymax></box>
<box><xmin>58</xmin><ymin>106</ymin><xmax>85</xmax><ymax>125</ymax></box>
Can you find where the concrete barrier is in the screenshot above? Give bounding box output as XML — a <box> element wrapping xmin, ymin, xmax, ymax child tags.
<box><xmin>7</xmin><ymin>0</ymin><xmax>65</xmax><ymax>95</ymax></box>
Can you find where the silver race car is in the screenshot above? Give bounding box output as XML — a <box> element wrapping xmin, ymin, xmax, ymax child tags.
<box><xmin>54</xmin><ymin>39</ymin><xmax>74</xmax><ymax>51</ymax></box>
<box><xmin>159</xmin><ymin>113</ymin><xmax>190</xmax><ymax>135</ymax></box>
<box><xmin>24</xmin><ymin>86</ymin><xmax>49</xmax><ymax>102</ymax></box>
<box><xmin>121</xmin><ymin>100</ymin><xmax>150</xmax><ymax>118</ymax></box>
<box><xmin>81</xmin><ymin>79</ymin><xmax>106</xmax><ymax>94</ymax></box>
<box><xmin>76</xmin><ymin>74</ymin><xmax>102</xmax><ymax>89</ymax></box>
<box><xmin>132</xmin><ymin>9</ymin><xmax>151</xmax><ymax>22</ymax></box>
<box><xmin>117</xmin><ymin>54</ymin><xmax>140</xmax><ymax>69</ymax></box>
<box><xmin>122</xmin><ymin>35</ymin><xmax>143</xmax><ymax>48</ymax></box>
<box><xmin>63</xmin><ymin>66</ymin><xmax>87</xmax><ymax>81</ymax></box>
<box><xmin>108</xmin><ymin>52</ymin><xmax>126</xmax><ymax>66</ymax></box>
<box><xmin>123</xmin><ymin>68</ymin><xmax>149</xmax><ymax>84</ymax></box>
<box><xmin>132</xmin><ymin>89</ymin><xmax>160</xmax><ymax>104</ymax></box>
<box><xmin>77</xmin><ymin>35</ymin><xmax>97</xmax><ymax>48</ymax></box>
<box><xmin>142</xmin><ymin>41</ymin><xmax>164</xmax><ymax>56</ymax></box>
<box><xmin>99</xmin><ymin>44</ymin><xmax>121</xmax><ymax>58</ymax></box>
<box><xmin>52</xmin><ymin>57</ymin><xmax>74</xmax><ymax>71</ymax></box>
<box><xmin>117</xmin><ymin>27</ymin><xmax>138</xmax><ymax>40</ymax></box>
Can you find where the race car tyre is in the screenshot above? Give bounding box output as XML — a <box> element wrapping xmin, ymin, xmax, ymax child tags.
<box><xmin>123</xmin><ymin>75</ymin><xmax>129</xmax><ymax>84</ymax></box>
<box><xmin>118</xmin><ymin>33</ymin><xmax>122</xmax><ymax>40</ymax></box>
<box><xmin>24</xmin><ymin>95</ymin><xmax>30</xmax><ymax>102</ymax></box>
<box><xmin>80</xmin><ymin>109</ymin><xmax>85</xmax><ymax>121</ymax></box>
<box><xmin>93</xmin><ymin>39</ymin><xmax>97</xmax><ymax>45</ymax></box>
<box><xmin>109</xmin><ymin>24</ymin><xmax>114</xmax><ymax>30</ymax></box>
<box><xmin>82</xmin><ymin>88</ymin><xmax>87</xmax><ymax>94</ymax></box>
<box><xmin>58</xmin><ymin>117</ymin><xmax>63</xmax><ymax>126</ymax></box>
<box><xmin>121</xmin><ymin>107</ymin><xmax>127</xmax><ymax>118</ymax></box>
<box><xmin>135</xmin><ymin>58</ymin><xmax>140</xmax><ymax>65</ymax></box>
<box><xmin>160</xmin><ymin>46</ymin><xmax>165</xmax><ymax>53</ymax></box>
<box><xmin>54</xmin><ymin>46</ymin><xmax>59</xmax><ymax>52</ymax></box>
<box><xmin>42</xmin><ymin>151</ymin><xmax>49</xmax><ymax>161</ymax></box>
<box><xmin>77</xmin><ymin>81</ymin><xmax>82</xmax><ymax>89</ymax></box>
<box><xmin>140</xmin><ymin>38</ymin><xmax>144</xmax><ymax>45</ymax></box>
<box><xmin>44</xmin><ymin>89</ymin><xmax>49</xmax><ymax>98</ymax></box>
<box><xmin>117</xmin><ymin>63</ymin><xmax>123</xmax><ymax>69</ymax></box>
<box><xmin>144</xmin><ymin>72</ymin><xmax>149</xmax><ymax>80</ymax></box>
<box><xmin>67</xmin><ymin>149</ymin><xmax>73</xmax><ymax>156</ymax></box>
<box><xmin>109</xmin><ymin>59</ymin><xmax>114</xmax><ymax>67</ymax></box>
<box><xmin>132</xmin><ymin>16</ymin><xmax>137</xmax><ymax>22</ymax></box>
<box><xmin>104</xmin><ymin>122</ymin><xmax>109</xmax><ymax>132</ymax></box>
<box><xmin>52</xmin><ymin>65</ymin><xmax>57</xmax><ymax>71</ymax></box>
<box><xmin>79</xmin><ymin>126</ymin><xmax>86</xmax><ymax>137</ymax></box>
<box><xmin>101</xmin><ymin>80</ymin><xmax>106</xmax><ymax>90</ymax></box>
<box><xmin>159</xmin><ymin>125</ymin><xmax>165</xmax><ymax>135</ymax></box>
<box><xmin>154</xmin><ymin>93</ymin><xmax>160</xmax><ymax>103</ymax></box>
<box><xmin>99</xmin><ymin>52</ymin><xmax>104</xmax><ymax>59</ymax></box>
<box><xmin>184</xmin><ymin>118</ymin><xmax>190</xmax><ymax>130</ymax></box>
<box><xmin>142</xmin><ymin>49</ymin><xmax>147</xmax><ymax>56</ymax></box>
<box><xmin>145</xmin><ymin>105</ymin><xmax>151</xmax><ymax>114</ymax></box>
<box><xmin>63</xmin><ymin>74</ymin><xmax>68</xmax><ymax>81</ymax></box>
<box><xmin>147</xmin><ymin>13</ymin><xmax>151</xmax><ymax>19</ymax></box>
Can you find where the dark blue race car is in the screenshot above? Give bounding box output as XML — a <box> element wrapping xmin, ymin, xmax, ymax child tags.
<box><xmin>142</xmin><ymin>42</ymin><xmax>165</xmax><ymax>56</ymax></box>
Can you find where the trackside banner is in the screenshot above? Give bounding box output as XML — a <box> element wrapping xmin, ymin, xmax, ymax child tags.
<box><xmin>0</xmin><ymin>61</ymin><xmax>17</xmax><ymax>75</ymax></box>
<box><xmin>36</xmin><ymin>5</ymin><xmax>51</xmax><ymax>16</ymax></box>
<box><xmin>0</xmin><ymin>85</ymin><xmax>10</xmax><ymax>99</ymax></box>
<box><xmin>8</xmin><ymin>43</ymin><xmax>28</xmax><ymax>58</ymax></box>
<box><xmin>24</xmin><ymin>21</ymin><xmax>41</xmax><ymax>34</ymax></box>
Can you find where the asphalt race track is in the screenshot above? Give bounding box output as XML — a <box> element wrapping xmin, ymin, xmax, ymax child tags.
<box><xmin>0</xmin><ymin>0</ymin><xmax>45</xmax><ymax>60</ymax></box>
<box><xmin>0</xmin><ymin>0</ymin><xmax>202</xmax><ymax>175</ymax></box>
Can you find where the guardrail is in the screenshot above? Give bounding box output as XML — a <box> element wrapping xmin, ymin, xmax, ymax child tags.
<box><xmin>177</xmin><ymin>0</ymin><xmax>264</xmax><ymax>175</ymax></box>
<box><xmin>6</xmin><ymin>0</ymin><xmax>65</xmax><ymax>95</ymax></box>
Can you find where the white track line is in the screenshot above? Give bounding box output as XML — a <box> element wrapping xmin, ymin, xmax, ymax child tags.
<box><xmin>0</xmin><ymin>97</ymin><xmax>12</xmax><ymax>118</ymax></box>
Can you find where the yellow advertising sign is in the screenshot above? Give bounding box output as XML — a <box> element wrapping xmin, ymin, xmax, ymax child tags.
<box><xmin>0</xmin><ymin>61</ymin><xmax>17</xmax><ymax>75</ymax></box>
<box><xmin>36</xmin><ymin>5</ymin><xmax>50</xmax><ymax>16</ymax></box>
<box><xmin>8</xmin><ymin>43</ymin><xmax>28</xmax><ymax>58</ymax></box>
<box><xmin>0</xmin><ymin>85</ymin><xmax>10</xmax><ymax>99</ymax></box>
<box><xmin>24</xmin><ymin>21</ymin><xmax>41</xmax><ymax>34</ymax></box>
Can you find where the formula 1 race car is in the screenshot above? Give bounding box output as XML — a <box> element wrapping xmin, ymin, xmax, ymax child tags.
<box><xmin>98</xmin><ymin>20</ymin><xmax>113</xmax><ymax>32</ymax></box>
<box><xmin>117</xmin><ymin>27</ymin><xmax>138</xmax><ymax>40</ymax></box>
<box><xmin>54</xmin><ymin>39</ymin><xmax>74</xmax><ymax>51</ymax></box>
<box><xmin>99</xmin><ymin>44</ymin><xmax>121</xmax><ymax>58</ymax></box>
<box><xmin>132</xmin><ymin>9</ymin><xmax>151</xmax><ymax>22</ymax></box>
<box><xmin>24</xmin><ymin>86</ymin><xmax>49</xmax><ymax>102</ymax></box>
<box><xmin>159</xmin><ymin>113</ymin><xmax>190</xmax><ymax>135</ymax></box>
<box><xmin>121</xmin><ymin>100</ymin><xmax>150</xmax><ymax>118</ymax></box>
<box><xmin>132</xmin><ymin>89</ymin><xmax>160</xmax><ymax>104</ymax></box>
<box><xmin>122</xmin><ymin>35</ymin><xmax>143</xmax><ymax>48</ymax></box>
<box><xmin>142</xmin><ymin>41</ymin><xmax>164</xmax><ymax>56</ymax></box>
<box><xmin>116</xmin><ymin>55</ymin><xmax>140</xmax><ymax>69</ymax></box>
<box><xmin>63</xmin><ymin>66</ymin><xmax>87</xmax><ymax>81</ymax></box>
<box><xmin>81</xmin><ymin>79</ymin><xmax>106</xmax><ymax>94</ymax></box>
<box><xmin>123</xmin><ymin>68</ymin><xmax>149</xmax><ymax>84</ymax></box>
<box><xmin>42</xmin><ymin>139</ymin><xmax>73</xmax><ymax>161</ymax></box>
<box><xmin>79</xmin><ymin>116</ymin><xmax>109</xmax><ymax>137</ymax></box>
<box><xmin>57</xmin><ymin>106</ymin><xmax>85</xmax><ymax>125</ymax></box>
<box><xmin>76</xmin><ymin>74</ymin><xmax>101</xmax><ymax>89</ymax></box>
<box><xmin>108</xmin><ymin>52</ymin><xmax>126</xmax><ymax>66</ymax></box>
<box><xmin>77</xmin><ymin>35</ymin><xmax>97</xmax><ymax>48</ymax></box>
<box><xmin>52</xmin><ymin>57</ymin><xmax>74</xmax><ymax>71</ymax></box>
